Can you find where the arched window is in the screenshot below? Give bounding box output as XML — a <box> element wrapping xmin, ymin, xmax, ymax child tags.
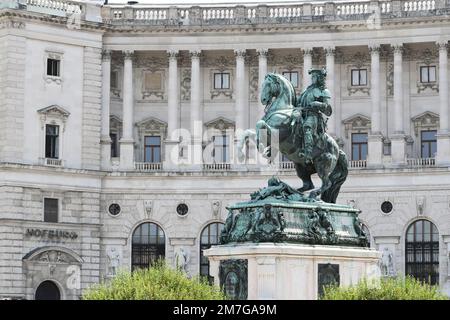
<box><xmin>200</xmin><ymin>222</ymin><xmax>224</xmax><ymax>283</ymax></box>
<box><xmin>132</xmin><ymin>222</ymin><xmax>165</xmax><ymax>271</ymax></box>
<box><xmin>35</xmin><ymin>280</ymin><xmax>60</xmax><ymax>300</ymax></box>
<box><xmin>405</xmin><ymin>219</ymin><xmax>439</xmax><ymax>285</ymax></box>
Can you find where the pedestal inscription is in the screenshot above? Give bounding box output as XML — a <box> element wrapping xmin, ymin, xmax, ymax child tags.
<box><xmin>219</xmin><ymin>259</ymin><xmax>248</xmax><ymax>300</ymax></box>
<box><xmin>318</xmin><ymin>263</ymin><xmax>340</xmax><ymax>297</ymax></box>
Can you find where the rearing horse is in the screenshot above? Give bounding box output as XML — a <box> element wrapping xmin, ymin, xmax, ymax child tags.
<box><xmin>238</xmin><ymin>73</ymin><xmax>348</xmax><ymax>203</ymax></box>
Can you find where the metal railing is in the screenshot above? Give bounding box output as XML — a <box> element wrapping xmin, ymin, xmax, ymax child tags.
<box><xmin>134</xmin><ymin>162</ymin><xmax>162</xmax><ymax>171</ymax></box>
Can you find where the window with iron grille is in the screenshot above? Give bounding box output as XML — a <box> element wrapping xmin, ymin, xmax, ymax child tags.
<box><xmin>420</xmin><ymin>66</ymin><xmax>436</xmax><ymax>83</ymax></box>
<box><xmin>282</xmin><ymin>71</ymin><xmax>299</xmax><ymax>87</ymax></box>
<box><xmin>213</xmin><ymin>73</ymin><xmax>230</xmax><ymax>89</ymax></box>
<box><xmin>351</xmin><ymin>69</ymin><xmax>367</xmax><ymax>86</ymax></box>
<box><xmin>47</xmin><ymin>58</ymin><xmax>60</xmax><ymax>77</ymax></box>
<box><xmin>421</xmin><ymin>130</ymin><xmax>437</xmax><ymax>158</ymax></box>
<box><xmin>132</xmin><ymin>223</ymin><xmax>165</xmax><ymax>271</ymax></box>
<box><xmin>44</xmin><ymin>198</ymin><xmax>58</xmax><ymax>223</ymax></box>
<box><xmin>405</xmin><ymin>219</ymin><xmax>439</xmax><ymax>285</ymax></box>
<box><xmin>45</xmin><ymin>125</ymin><xmax>59</xmax><ymax>159</ymax></box>
<box><xmin>200</xmin><ymin>223</ymin><xmax>224</xmax><ymax>284</ymax></box>
<box><xmin>351</xmin><ymin>133</ymin><xmax>368</xmax><ymax>161</ymax></box>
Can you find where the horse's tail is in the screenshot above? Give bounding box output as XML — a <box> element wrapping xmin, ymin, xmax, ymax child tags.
<box><xmin>321</xmin><ymin>149</ymin><xmax>348</xmax><ymax>204</ymax></box>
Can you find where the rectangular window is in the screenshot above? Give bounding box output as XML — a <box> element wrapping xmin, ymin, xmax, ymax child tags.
<box><xmin>213</xmin><ymin>135</ymin><xmax>229</xmax><ymax>162</ymax></box>
<box><xmin>111</xmin><ymin>71</ymin><xmax>118</xmax><ymax>89</ymax></box>
<box><xmin>351</xmin><ymin>133</ymin><xmax>368</xmax><ymax>161</ymax></box>
<box><xmin>110</xmin><ymin>133</ymin><xmax>119</xmax><ymax>158</ymax></box>
<box><xmin>351</xmin><ymin>69</ymin><xmax>367</xmax><ymax>86</ymax></box>
<box><xmin>45</xmin><ymin>124</ymin><xmax>59</xmax><ymax>159</ymax></box>
<box><xmin>144</xmin><ymin>136</ymin><xmax>161</xmax><ymax>163</ymax></box>
<box><xmin>420</xmin><ymin>66</ymin><xmax>436</xmax><ymax>83</ymax></box>
<box><xmin>213</xmin><ymin>73</ymin><xmax>230</xmax><ymax>89</ymax></box>
<box><xmin>282</xmin><ymin>71</ymin><xmax>299</xmax><ymax>87</ymax></box>
<box><xmin>44</xmin><ymin>198</ymin><xmax>58</xmax><ymax>223</ymax></box>
<box><xmin>47</xmin><ymin>58</ymin><xmax>60</xmax><ymax>77</ymax></box>
<box><xmin>421</xmin><ymin>130</ymin><xmax>437</xmax><ymax>158</ymax></box>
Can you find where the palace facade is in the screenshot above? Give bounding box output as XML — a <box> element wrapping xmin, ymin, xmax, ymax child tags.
<box><xmin>1</xmin><ymin>0</ymin><xmax>450</xmax><ymax>299</ymax></box>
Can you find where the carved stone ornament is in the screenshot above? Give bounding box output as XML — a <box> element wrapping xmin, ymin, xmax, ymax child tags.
<box><xmin>144</xmin><ymin>200</ymin><xmax>153</xmax><ymax>217</ymax></box>
<box><xmin>219</xmin><ymin>259</ymin><xmax>248</xmax><ymax>300</ymax></box>
<box><xmin>379</xmin><ymin>246</ymin><xmax>396</xmax><ymax>277</ymax></box>
<box><xmin>37</xmin><ymin>105</ymin><xmax>70</xmax><ymax>132</ymax></box>
<box><xmin>416</xmin><ymin>196</ymin><xmax>426</xmax><ymax>216</ymax></box>
<box><xmin>386</xmin><ymin>63</ymin><xmax>394</xmax><ymax>96</ymax></box>
<box><xmin>202</xmin><ymin>55</ymin><xmax>234</xmax><ymax>70</ymax></box>
<box><xmin>25</xmin><ymin>248</ymin><xmax>81</xmax><ymax>264</ymax></box>
<box><xmin>212</xmin><ymin>200</ymin><xmax>221</xmax><ymax>217</ymax></box>
<box><xmin>411</xmin><ymin>111</ymin><xmax>439</xmax><ymax>136</ymax></box>
<box><xmin>342</xmin><ymin>114</ymin><xmax>371</xmax><ymax>139</ymax></box>
<box><xmin>180</xmin><ymin>68</ymin><xmax>191</xmax><ymax>101</ymax></box>
<box><xmin>174</xmin><ymin>247</ymin><xmax>190</xmax><ymax>273</ymax></box>
<box><xmin>136</xmin><ymin>117</ymin><xmax>167</xmax><ymax>138</ymax></box>
<box><xmin>106</xmin><ymin>246</ymin><xmax>122</xmax><ymax>277</ymax></box>
<box><xmin>268</xmin><ymin>53</ymin><xmax>302</xmax><ymax>70</ymax></box>
<box><xmin>204</xmin><ymin>117</ymin><xmax>235</xmax><ymax>142</ymax></box>
<box><xmin>141</xmin><ymin>69</ymin><xmax>165</xmax><ymax>101</ymax></box>
<box><xmin>249</xmin><ymin>68</ymin><xmax>259</xmax><ymax>101</ymax></box>
<box><xmin>0</xmin><ymin>20</ymin><xmax>25</xmax><ymax>30</ymax></box>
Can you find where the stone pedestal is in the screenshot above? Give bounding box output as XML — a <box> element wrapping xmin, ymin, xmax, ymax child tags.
<box><xmin>367</xmin><ymin>134</ymin><xmax>383</xmax><ymax>168</ymax></box>
<box><xmin>205</xmin><ymin>243</ymin><xmax>381</xmax><ymax>300</ymax></box>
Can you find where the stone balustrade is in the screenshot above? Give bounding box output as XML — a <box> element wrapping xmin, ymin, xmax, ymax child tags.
<box><xmin>134</xmin><ymin>162</ymin><xmax>162</xmax><ymax>171</ymax></box>
<box><xmin>349</xmin><ymin>160</ymin><xmax>368</xmax><ymax>169</ymax></box>
<box><xmin>26</xmin><ymin>0</ymin><xmax>84</xmax><ymax>17</ymax></box>
<box><xmin>203</xmin><ymin>163</ymin><xmax>231</xmax><ymax>171</ymax></box>
<box><xmin>406</xmin><ymin>157</ymin><xmax>436</xmax><ymax>167</ymax></box>
<box><xmin>101</xmin><ymin>0</ymin><xmax>447</xmax><ymax>25</ymax></box>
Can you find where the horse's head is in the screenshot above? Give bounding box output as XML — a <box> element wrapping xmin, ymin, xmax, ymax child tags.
<box><xmin>261</xmin><ymin>73</ymin><xmax>296</xmax><ymax>113</ymax></box>
<box><xmin>261</xmin><ymin>73</ymin><xmax>280</xmax><ymax>106</ymax></box>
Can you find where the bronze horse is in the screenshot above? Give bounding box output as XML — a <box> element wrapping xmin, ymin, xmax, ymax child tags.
<box><xmin>239</xmin><ymin>73</ymin><xmax>348</xmax><ymax>203</ymax></box>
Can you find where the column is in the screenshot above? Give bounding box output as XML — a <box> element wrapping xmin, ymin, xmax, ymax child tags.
<box><xmin>190</xmin><ymin>50</ymin><xmax>203</xmax><ymax>166</ymax></box>
<box><xmin>302</xmin><ymin>48</ymin><xmax>313</xmax><ymax>90</ymax></box>
<box><xmin>234</xmin><ymin>49</ymin><xmax>247</xmax><ymax>133</ymax></box>
<box><xmin>164</xmin><ymin>50</ymin><xmax>180</xmax><ymax>168</ymax></box>
<box><xmin>325</xmin><ymin>47</ymin><xmax>336</xmax><ymax>136</ymax></box>
<box><xmin>257</xmin><ymin>48</ymin><xmax>268</xmax><ymax>118</ymax></box>
<box><xmin>119</xmin><ymin>50</ymin><xmax>135</xmax><ymax>170</ymax></box>
<box><xmin>391</xmin><ymin>44</ymin><xmax>406</xmax><ymax>165</ymax></box>
<box><xmin>367</xmin><ymin>45</ymin><xmax>383</xmax><ymax>167</ymax></box>
<box><xmin>436</xmin><ymin>41</ymin><xmax>450</xmax><ymax>165</ymax></box>
<box><xmin>100</xmin><ymin>49</ymin><xmax>112</xmax><ymax>170</ymax></box>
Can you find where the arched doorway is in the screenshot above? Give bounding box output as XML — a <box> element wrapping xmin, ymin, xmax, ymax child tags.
<box><xmin>200</xmin><ymin>222</ymin><xmax>224</xmax><ymax>283</ymax></box>
<box><xmin>35</xmin><ymin>281</ymin><xmax>60</xmax><ymax>300</ymax></box>
<box><xmin>131</xmin><ymin>222</ymin><xmax>165</xmax><ymax>270</ymax></box>
<box><xmin>405</xmin><ymin>219</ymin><xmax>439</xmax><ymax>284</ymax></box>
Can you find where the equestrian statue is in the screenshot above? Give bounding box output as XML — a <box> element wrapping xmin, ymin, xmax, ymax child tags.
<box><xmin>239</xmin><ymin>69</ymin><xmax>348</xmax><ymax>204</ymax></box>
